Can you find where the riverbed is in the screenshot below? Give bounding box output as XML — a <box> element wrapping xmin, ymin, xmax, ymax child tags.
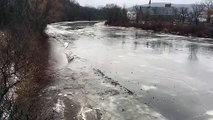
<box><xmin>47</xmin><ymin>21</ymin><xmax>213</xmax><ymax>120</ymax></box>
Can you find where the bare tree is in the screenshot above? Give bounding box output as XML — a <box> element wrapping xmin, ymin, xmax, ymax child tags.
<box><xmin>191</xmin><ymin>3</ymin><xmax>205</xmax><ymax>24</ymax></box>
<box><xmin>0</xmin><ymin>28</ymin><xmax>50</xmax><ymax>120</ymax></box>
<box><xmin>104</xmin><ymin>4</ymin><xmax>128</xmax><ymax>25</ymax></box>
<box><xmin>204</xmin><ymin>0</ymin><xmax>213</xmax><ymax>23</ymax></box>
<box><xmin>178</xmin><ymin>7</ymin><xmax>189</xmax><ymax>23</ymax></box>
<box><xmin>0</xmin><ymin>30</ymin><xmax>26</xmax><ymax>120</ymax></box>
<box><xmin>133</xmin><ymin>5</ymin><xmax>141</xmax><ymax>23</ymax></box>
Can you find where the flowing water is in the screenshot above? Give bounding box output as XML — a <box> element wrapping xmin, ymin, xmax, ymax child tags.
<box><xmin>47</xmin><ymin>22</ymin><xmax>213</xmax><ymax>120</ymax></box>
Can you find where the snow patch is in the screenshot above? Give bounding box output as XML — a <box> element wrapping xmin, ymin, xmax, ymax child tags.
<box><xmin>118</xmin><ymin>55</ymin><xmax>125</xmax><ymax>58</ymax></box>
<box><xmin>206</xmin><ymin>110</ymin><xmax>213</xmax><ymax>116</ymax></box>
<box><xmin>141</xmin><ymin>85</ymin><xmax>157</xmax><ymax>91</ymax></box>
<box><xmin>111</xmin><ymin>61</ymin><xmax>120</xmax><ymax>64</ymax></box>
<box><xmin>53</xmin><ymin>99</ymin><xmax>65</xmax><ymax>114</ymax></box>
<box><xmin>140</xmin><ymin>64</ymin><xmax>148</xmax><ymax>67</ymax></box>
<box><xmin>64</xmin><ymin>42</ymin><xmax>69</xmax><ymax>48</ymax></box>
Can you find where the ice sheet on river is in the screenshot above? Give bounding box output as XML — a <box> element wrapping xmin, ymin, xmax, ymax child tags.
<box><xmin>46</xmin><ymin>22</ymin><xmax>167</xmax><ymax>120</ymax></box>
<box><xmin>47</xmin><ymin>21</ymin><xmax>213</xmax><ymax>120</ymax></box>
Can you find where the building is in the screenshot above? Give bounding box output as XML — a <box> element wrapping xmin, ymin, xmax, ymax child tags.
<box><xmin>142</xmin><ymin>4</ymin><xmax>175</xmax><ymax>16</ymax></box>
<box><xmin>141</xmin><ymin>3</ymin><xmax>176</xmax><ymax>22</ymax></box>
<box><xmin>128</xmin><ymin>3</ymin><xmax>177</xmax><ymax>22</ymax></box>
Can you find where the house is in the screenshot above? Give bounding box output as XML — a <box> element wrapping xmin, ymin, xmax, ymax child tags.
<box><xmin>127</xmin><ymin>11</ymin><xmax>136</xmax><ymax>22</ymax></box>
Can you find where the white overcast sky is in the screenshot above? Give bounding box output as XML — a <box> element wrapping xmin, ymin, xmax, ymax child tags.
<box><xmin>76</xmin><ymin>0</ymin><xmax>202</xmax><ymax>7</ymax></box>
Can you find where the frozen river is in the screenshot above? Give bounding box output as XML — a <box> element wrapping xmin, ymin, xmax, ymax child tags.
<box><xmin>47</xmin><ymin>22</ymin><xmax>213</xmax><ymax>120</ymax></box>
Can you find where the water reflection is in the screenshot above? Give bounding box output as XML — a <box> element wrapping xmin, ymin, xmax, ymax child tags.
<box><xmin>202</xmin><ymin>46</ymin><xmax>213</xmax><ymax>55</ymax></box>
<box><xmin>147</xmin><ymin>40</ymin><xmax>173</xmax><ymax>53</ymax></box>
<box><xmin>135</xmin><ymin>31</ymin><xmax>139</xmax><ymax>39</ymax></box>
<box><xmin>121</xmin><ymin>40</ymin><xmax>125</xmax><ymax>49</ymax></box>
<box><xmin>188</xmin><ymin>44</ymin><xmax>199</xmax><ymax>61</ymax></box>
<box><xmin>105</xmin><ymin>29</ymin><xmax>127</xmax><ymax>39</ymax></box>
<box><xmin>134</xmin><ymin>41</ymin><xmax>138</xmax><ymax>50</ymax></box>
<box><xmin>101</xmin><ymin>26</ymin><xmax>213</xmax><ymax>59</ymax></box>
<box><xmin>207</xmin><ymin>46</ymin><xmax>213</xmax><ymax>52</ymax></box>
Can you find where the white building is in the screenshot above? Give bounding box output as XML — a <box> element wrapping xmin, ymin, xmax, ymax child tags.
<box><xmin>127</xmin><ymin>11</ymin><xmax>136</xmax><ymax>21</ymax></box>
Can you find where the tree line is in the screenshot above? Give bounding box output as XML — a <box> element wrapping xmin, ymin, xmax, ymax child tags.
<box><xmin>0</xmin><ymin>0</ymin><xmax>102</xmax><ymax>33</ymax></box>
<box><xmin>0</xmin><ymin>0</ymin><xmax>130</xmax><ymax>31</ymax></box>
<box><xmin>132</xmin><ymin>0</ymin><xmax>213</xmax><ymax>24</ymax></box>
<box><xmin>126</xmin><ymin>1</ymin><xmax>213</xmax><ymax>38</ymax></box>
<box><xmin>176</xmin><ymin>1</ymin><xmax>213</xmax><ymax>24</ymax></box>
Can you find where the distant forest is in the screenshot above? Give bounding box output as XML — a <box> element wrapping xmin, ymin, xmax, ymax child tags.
<box><xmin>0</xmin><ymin>0</ymin><xmax>128</xmax><ymax>32</ymax></box>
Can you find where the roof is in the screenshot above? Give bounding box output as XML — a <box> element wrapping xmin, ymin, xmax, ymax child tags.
<box><xmin>140</xmin><ymin>6</ymin><xmax>176</xmax><ymax>16</ymax></box>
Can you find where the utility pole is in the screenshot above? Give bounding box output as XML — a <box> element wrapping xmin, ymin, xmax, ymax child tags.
<box><xmin>148</xmin><ymin>0</ymin><xmax>151</xmax><ymax>8</ymax></box>
<box><xmin>146</xmin><ymin>0</ymin><xmax>152</xmax><ymax>23</ymax></box>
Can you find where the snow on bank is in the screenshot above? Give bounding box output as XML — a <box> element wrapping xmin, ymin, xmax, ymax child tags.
<box><xmin>53</xmin><ymin>99</ymin><xmax>65</xmax><ymax>114</ymax></box>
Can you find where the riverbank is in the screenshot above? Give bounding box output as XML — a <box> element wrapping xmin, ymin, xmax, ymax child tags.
<box><xmin>0</xmin><ymin>26</ymin><xmax>54</xmax><ymax>119</ymax></box>
<box><xmin>106</xmin><ymin>22</ymin><xmax>213</xmax><ymax>39</ymax></box>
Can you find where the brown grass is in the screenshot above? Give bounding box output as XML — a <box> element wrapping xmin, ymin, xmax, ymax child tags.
<box><xmin>0</xmin><ymin>26</ymin><xmax>54</xmax><ymax>120</ymax></box>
